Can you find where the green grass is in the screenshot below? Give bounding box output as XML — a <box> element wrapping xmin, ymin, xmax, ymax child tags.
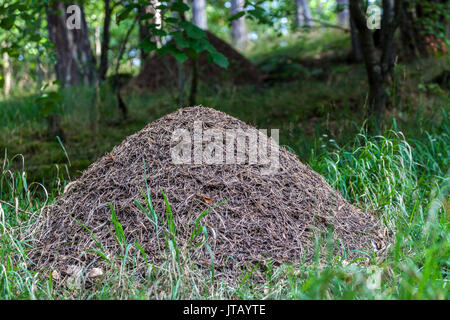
<box><xmin>0</xmin><ymin>31</ymin><xmax>449</xmax><ymax>300</ymax></box>
<box><xmin>0</xmin><ymin>113</ymin><xmax>448</xmax><ymax>299</ymax></box>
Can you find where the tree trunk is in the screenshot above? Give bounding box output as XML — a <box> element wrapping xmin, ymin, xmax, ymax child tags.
<box><xmin>46</xmin><ymin>114</ymin><xmax>66</xmax><ymax>141</ymax></box>
<box><xmin>349</xmin><ymin>18</ymin><xmax>363</xmax><ymax>62</ymax></box>
<box><xmin>189</xmin><ymin>58</ymin><xmax>198</xmax><ymax>106</ymax></box>
<box><xmin>139</xmin><ymin>1</ymin><xmax>162</xmax><ymax>61</ymax></box>
<box><xmin>231</xmin><ymin>0</ymin><xmax>247</xmax><ymax>49</ymax></box>
<box><xmin>337</xmin><ymin>0</ymin><xmax>349</xmax><ymax>27</ymax></box>
<box><xmin>398</xmin><ymin>3</ymin><xmax>420</xmax><ymax>59</ymax></box>
<box><xmin>192</xmin><ymin>0</ymin><xmax>207</xmax><ymax>30</ymax></box>
<box><xmin>349</xmin><ymin>0</ymin><xmax>400</xmax><ymax>128</ymax></box>
<box><xmin>98</xmin><ymin>0</ymin><xmax>111</xmax><ymax>81</ymax></box>
<box><xmin>36</xmin><ymin>13</ymin><xmax>44</xmax><ymax>90</ymax></box>
<box><xmin>46</xmin><ymin>1</ymin><xmax>97</xmax><ymax>87</ymax></box>
<box><xmin>95</xmin><ymin>25</ymin><xmax>101</xmax><ymax>60</ymax></box>
<box><xmin>2</xmin><ymin>50</ymin><xmax>12</xmax><ymax>97</ymax></box>
<box><xmin>380</xmin><ymin>0</ymin><xmax>397</xmax><ymax>82</ymax></box>
<box><xmin>296</xmin><ymin>0</ymin><xmax>313</xmax><ymax>28</ymax></box>
<box><xmin>397</xmin><ymin>1</ymin><xmax>440</xmax><ymax>59</ymax></box>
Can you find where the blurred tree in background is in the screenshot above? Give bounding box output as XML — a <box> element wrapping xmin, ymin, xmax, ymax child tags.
<box><xmin>0</xmin><ymin>0</ymin><xmax>448</xmax><ymax>125</ymax></box>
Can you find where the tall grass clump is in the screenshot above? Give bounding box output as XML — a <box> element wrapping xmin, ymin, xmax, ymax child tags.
<box><xmin>304</xmin><ymin>117</ymin><xmax>449</xmax><ymax>299</ymax></box>
<box><xmin>0</xmin><ymin>153</ymin><xmax>54</xmax><ymax>299</ymax></box>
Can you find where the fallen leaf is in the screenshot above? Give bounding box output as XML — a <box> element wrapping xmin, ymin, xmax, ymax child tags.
<box><xmin>88</xmin><ymin>268</ymin><xmax>104</xmax><ymax>278</ymax></box>
<box><xmin>52</xmin><ymin>270</ymin><xmax>61</xmax><ymax>281</ymax></box>
<box><xmin>197</xmin><ymin>194</ymin><xmax>212</xmax><ymax>204</ymax></box>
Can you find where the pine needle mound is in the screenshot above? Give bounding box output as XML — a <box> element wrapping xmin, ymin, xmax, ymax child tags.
<box><xmin>133</xmin><ymin>32</ymin><xmax>264</xmax><ymax>90</ymax></box>
<box><xmin>30</xmin><ymin>106</ymin><xmax>387</xmax><ymax>281</ymax></box>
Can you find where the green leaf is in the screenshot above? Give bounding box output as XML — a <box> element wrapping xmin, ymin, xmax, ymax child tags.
<box><xmin>139</xmin><ymin>39</ymin><xmax>157</xmax><ymax>54</ymax></box>
<box><xmin>110</xmin><ymin>204</ymin><xmax>126</xmax><ymax>247</ymax></box>
<box><xmin>170</xmin><ymin>50</ymin><xmax>188</xmax><ymax>64</ymax></box>
<box><xmin>173</xmin><ymin>35</ymin><xmax>191</xmax><ymax>48</ymax></box>
<box><xmin>47</xmin><ymin>91</ymin><xmax>62</xmax><ymax>102</ymax></box>
<box><xmin>40</xmin><ymin>102</ymin><xmax>54</xmax><ymax>117</ymax></box>
<box><xmin>152</xmin><ymin>28</ymin><xmax>167</xmax><ymax>37</ymax></box>
<box><xmin>207</xmin><ymin>51</ymin><xmax>229</xmax><ymax>69</ymax></box>
<box><xmin>229</xmin><ymin>11</ymin><xmax>245</xmax><ymax>22</ymax></box>
<box><xmin>0</xmin><ymin>16</ymin><xmax>15</xmax><ymax>30</ymax></box>
<box><xmin>165</xmin><ymin>17</ymin><xmax>179</xmax><ymax>24</ymax></box>
<box><xmin>155</xmin><ymin>4</ymin><xmax>168</xmax><ymax>10</ymax></box>
<box><xmin>140</xmin><ymin>13</ymin><xmax>155</xmax><ymax>20</ymax></box>
<box><xmin>8</xmin><ymin>49</ymin><xmax>20</xmax><ymax>58</ymax></box>
<box><xmin>180</xmin><ymin>21</ymin><xmax>206</xmax><ymax>40</ymax></box>
<box><xmin>191</xmin><ymin>38</ymin><xmax>213</xmax><ymax>53</ymax></box>
<box><xmin>162</xmin><ymin>191</ymin><xmax>176</xmax><ymax>237</ymax></box>
<box><xmin>116</xmin><ymin>7</ymin><xmax>132</xmax><ymax>25</ymax></box>
<box><xmin>171</xmin><ymin>1</ymin><xmax>190</xmax><ymax>12</ymax></box>
<box><xmin>158</xmin><ymin>45</ymin><xmax>188</xmax><ymax>63</ymax></box>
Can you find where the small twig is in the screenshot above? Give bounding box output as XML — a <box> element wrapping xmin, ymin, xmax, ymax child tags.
<box><xmin>0</xmin><ymin>200</ymin><xmax>34</xmax><ymax>215</ymax></box>
<box><xmin>308</xmin><ymin>19</ymin><xmax>350</xmax><ymax>32</ymax></box>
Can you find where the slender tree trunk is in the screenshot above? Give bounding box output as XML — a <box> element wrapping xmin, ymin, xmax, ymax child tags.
<box><xmin>189</xmin><ymin>58</ymin><xmax>198</xmax><ymax>106</ymax></box>
<box><xmin>35</xmin><ymin>13</ymin><xmax>44</xmax><ymax>90</ymax></box>
<box><xmin>46</xmin><ymin>1</ymin><xmax>97</xmax><ymax>87</ymax></box>
<box><xmin>192</xmin><ymin>0</ymin><xmax>207</xmax><ymax>30</ymax></box>
<box><xmin>399</xmin><ymin>3</ymin><xmax>419</xmax><ymax>59</ymax></box>
<box><xmin>350</xmin><ymin>18</ymin><xmax>363</xmax><ymax>62</ymax></box>
<box><xmin>296</xmin><ymin>0</ymin><xmax>313</xmax><ymax>28</ymax></box>
<box><xmin>349</xmin><ymin>0</ymin><xmax>401</xmax><ymax>129</ymax></box>
<box><xmin>2</xmin><ymin>50</ymin><xmax>12</xmax><ymax>97</ymax></box>
<box><xmin>36</xmin><ymin>53</ymin><xmax>44</xmax><ymax>90</ymax></box>
<box><xmin>398</xmin><ymin>1</ymin><xmax>433</xmax><ymax>59</ymax></box>
<box><xmin>95</xmin><ymin>25</ymin><xmax>101</xmax><ymax>60</ymax></box>
<box><xmin>139</xmin><ymin>1</ymin><xmax>162</xmax><ymax>61</ymax></box>
<box><xmin>337</xmin><ymin>0</ymin><xmax>349</xmax><ymax>27</ymax></box>
<box><xmin>99</xmin><ymin>0</ymin><xmax>111</xmax><ymax>81</ymax></box>
<box><xmin>231</xmin><ymin>0</ymin><xmax>247</xmax><ymax>49</ymax></box>
<box><xmin>380</xmin><ymin>0</ymin><xmax>397</xmax><ymax>81</ymax></box>
<box><xmin>350</xmin><ymin>0</ymin><xmax>383</xmax><ymax>117</ymax></box>
<box><xmin>47</xmin><ymin>114</ymin><xmax>66</xmax><ymax>141</ymax></box>
<box><xmin>113</xmin><ymin>14</ymin><xmax>139</xmax><ymax>120</ymax></box>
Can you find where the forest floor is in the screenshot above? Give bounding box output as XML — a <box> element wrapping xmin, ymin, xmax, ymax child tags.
<box><xmin>0</xmin><ymin>30</ymin><xmax>449</xmax><ymax>299</ymax></box>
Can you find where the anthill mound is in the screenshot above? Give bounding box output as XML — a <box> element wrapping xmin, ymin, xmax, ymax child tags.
<box><xmin>133</xmin><ymin>32</ymin><xmax>264</xmax><ymax>90</ymax></box>
<box><xmin>30</xmin><ymin>106</ymin><xmax>387</xmax><ymax>282</ymax></box>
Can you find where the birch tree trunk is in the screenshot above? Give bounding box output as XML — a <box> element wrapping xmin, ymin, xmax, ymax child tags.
<box><xmin>296</xmin><ymin>0</ymin><xmax>313</xmax><ymax>28</ymax></box>
<box><xmin>192</xmin><ymin>0</ymin><xmax>207</xmax><ymax>30</ymax></box>
<box><xmin>2</xmin><ymin>50</ymin><xmax>12</xmax><ymax>97</ymax></box>
<box><xmin>139</xmin><ymin>0</ymin><xmax>162</xmax><ymax>61</ymax></box>
<box><xmin>46</xmin><ymin>1</ymin><xmax>97</xmax><ymax>87</ymax></box>
<box><xmin>95</xmin><ymin>25</ymin><xmax>101</xmax><ymax>60</ymax></box>
<box><xmin>231</xmin><ymin>0</ymin><xmax>247</xmax><ymax>49</ymax></box>
<box><xmin>337</xmin><ymin>0</ymin><xmax>349</xmax><ymax>27</ymax></box>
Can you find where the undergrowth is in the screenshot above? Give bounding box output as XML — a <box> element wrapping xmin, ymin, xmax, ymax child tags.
<box><xmin>1</xmin><ymin>115</ymin><xmax>448</xmax><ymax>299</ymax></box>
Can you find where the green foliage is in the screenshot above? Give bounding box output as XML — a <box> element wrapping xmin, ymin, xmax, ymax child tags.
<box><xmin>0</xmin><ymin>1</ymin><xmax>45</xmax><ymax>52</ymax></box>
<box><xmin>118</xmin><ymin>0</ymin><xmax>229</xmax><ymax>69</ymax></box>
<box><xmin>415</xmin><ymin>0</ymin><xmax>450</xmax><ymax>39</ymax></box>
<box><xmin>35</xmin><ymin>87</ymin><xmax>62</xmax><ymax>117</ymax></box>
